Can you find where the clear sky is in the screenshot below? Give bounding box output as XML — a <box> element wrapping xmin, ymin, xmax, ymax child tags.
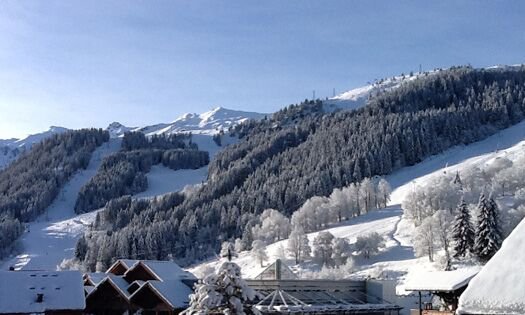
<box><xmin>0</xmin><ymin>1</ymin><xmax>524</xmax><ymax>138</ymax></box>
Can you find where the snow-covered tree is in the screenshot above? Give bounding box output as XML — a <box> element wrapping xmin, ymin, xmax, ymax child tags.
<box><xmin>184</xmin><ymin>261</ymin><xmax>260</xmax><ymax>315</ymax></box>
<box><xmin>452</xmin><ymin>198</ymin><xmax>475</xmax><ymax>258</ymax></box>
<box><xmin>376</xmin><ymin>178</ymin><xmax>392</xmax><ymax>208</ymax></box>
<box><xmin>287</xmin><ymin>227</ymin><xmax>311</xmax><ymax>264</ymax></box>
<box><xmin>433</xmin><ymin>210</ymin><xmax>453</xmax><ymax>270</ymax></box>
<box><xmin>331</xmin><ymin>237</ymin><xmax>351</xmax><ymax>266</ymax></box>
<box><xmin>413</xmin><ymin>216</ymin><xmax>436</xmax><ymax>262</ymax></box>
<box><xmin>234</xmin><ymin>238</ymin><xmax>245</xmax><ymax>253</ymax></box>
<box><xmin>220</xmin><ymin>241</ymin><xmax>237</xmax><ymax>261</ymax></box>
<box><xmin>291</xmin><ymin>196</ymin><xmax>330</xmax><ymax>232</ymax></box>
<box><xmin>313</xmin><ymin>231</ymin><xmax>335</xmax><ymax>266</ymax></box>
<box><xmin>359</xmin><ymin>178</ymin><xmax>375</xmax><ymax>214</ymax></box>
<box><xmin>474</xmin><ymin>194</ymin><xmax>503</xmax><ymax>263</ymax></box>
<box><xmin>328</xmin><ymin>187</ymin><xmax>353</xmax><ymax>222</ymax></box>
<box><xmin>250</xmin><ymin>240</ymin><xmax>268</xmax><ymax>267</ymax></box>
<box><xmin>354</xmin><ymin>232</ymin><xmax>385</xmax><ymax>259</ymax></box>
<box><xmin>252</xmin><ymin>209</ymin><xmax>291</xmax><ymax>243</ymax></box>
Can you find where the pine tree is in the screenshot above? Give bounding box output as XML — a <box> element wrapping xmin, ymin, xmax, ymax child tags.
<box><xmin>474</xmin><ymin>194</ymin><xmax>503</xmax><ymax>263</ymax></box>
<box><xmin>184</xmin><ymin>261</ymin><xmax>260</xmax><ymax>315</ymax></box>
<box><xmin>452</xmin><ymin>198</ymin><xmax>475</xmax><ymax>258</ymax></box>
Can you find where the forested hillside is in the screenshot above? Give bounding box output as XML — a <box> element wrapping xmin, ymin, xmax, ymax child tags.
<box><xmin>0</xmin><ymin>129</ymin><xmax>109</xmax><ymax>258</ymax></box>
<box><xmin>74</xmin><ymin>132</ymin><xmax>209</xmax><ymax>213</ymax></box>
<box><xmin>79</xmin><ymin>66</ymin><xmax>525</xmax><ymax>268</ymax></box>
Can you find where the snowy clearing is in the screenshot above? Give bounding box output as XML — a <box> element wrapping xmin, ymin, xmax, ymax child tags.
<box><xmin>134</xmin><ymin>165</ymin><xmax>208</xmax><ymax>199</ymax></box>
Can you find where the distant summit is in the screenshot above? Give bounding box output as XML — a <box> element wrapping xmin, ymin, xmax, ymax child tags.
<box><xmin>0</xmin><ymin>126</ymin><xmax>69</xmax><ymax>169</ymax></box>
<box><xmin>127</xmin><ymin>106</ymin><xmax>267</xmax><ymax>137</ymax></box>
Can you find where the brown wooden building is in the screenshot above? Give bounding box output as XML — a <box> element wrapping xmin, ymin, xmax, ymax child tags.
<box><xmin>84</xmin><ymin>259</ymin><xmax>196</xmax><ymax>315</ymax></box>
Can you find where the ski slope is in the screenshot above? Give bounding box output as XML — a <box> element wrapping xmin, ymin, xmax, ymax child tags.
<box><xmin>0</xmin><ymin>138</ymin><xmax>121</xmax><ymax>271</ymax></box>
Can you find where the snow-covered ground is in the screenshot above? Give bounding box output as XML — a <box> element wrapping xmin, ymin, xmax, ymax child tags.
<box><xmin>323</xmin><ymin>71</ymin><xmax>435</xmax><ymax>112</ymax></box>
<box><xmin>134</xmin><ymin>165</ymin><xmax>208</xmax><ymax>199</ymax></box>
<box><xmin>109</xmin><ymin>107</ymin><xmax>268</xmax><ymax>138</ymax></box>
<box><xmin>0</xmin><ymin>138</ymin><xmax>121</xmax><ymax>271</ymax></box>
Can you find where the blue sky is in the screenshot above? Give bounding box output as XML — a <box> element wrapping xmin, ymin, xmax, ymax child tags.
<box><xmin>0</xmin><ymin>1</ymin><xmax>524</xmax><ymax>138</ymax></box>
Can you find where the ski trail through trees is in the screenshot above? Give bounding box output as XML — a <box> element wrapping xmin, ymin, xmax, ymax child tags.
<box><xmin>1</xmin><ymin>138</ymin><xmax>121</xmax><ymax>271</ymax></box>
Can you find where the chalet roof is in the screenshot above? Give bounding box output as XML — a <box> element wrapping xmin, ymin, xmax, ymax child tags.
<box><xmin>84</xmin><ymin>286</ymin><xmax>95</xmax><ymax>295</ymax></box>
<box><xmin>106</xmin><ymin>259</ymin><xmax>139</xmax><ymax>275</ymax></box>
<box><xmin>0</xmin><ymin>270</ymin><xmax>85</xmax><ymax>314</ymax></box>
<box><xmin>84</xmin><ymin>272</ymin><xmax>106</xmax><ymax>286</ymax></box>
<box><xmin>107</xmin><ymin>274</ymin><xmax>133</xmax><ymax>298</ymax></box>
<box><xmin>130</xmin><ymin>280</ymin><xmax>193</xmax><ymax>309</ymax></box>
<box><xmin>404</xmin><ymin>268</ymin><xmax>480</xmax><ymax>292</ymax></box>
<box><xmin>86</xmin><ymin>274</ymin><xmax>132</xmax><ymax>300</ymax></box>
<box><xmin>458</xmin><ymin>218</ymin><xmax>525</xmax><ymax>314</ymax></box>
<box><xmin>125</xmin><ymin>260</ymin><xmax>196</xmax><ymax>281</ymax></box>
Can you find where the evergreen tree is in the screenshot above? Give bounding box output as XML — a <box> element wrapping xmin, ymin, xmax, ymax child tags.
<box><xmin>474</xmin><ymin>194</ymin><xmax>503</xmax><ymax>263</ymax></box>
<box><xmin>184</xmin><ymin>261</ymin><xmax>260</xmax><ymax>315</ymax></box>
<box><xmin>452</xmin><ymin>198</ymin><xmax>475</xmax><ymax>258</ymax></box>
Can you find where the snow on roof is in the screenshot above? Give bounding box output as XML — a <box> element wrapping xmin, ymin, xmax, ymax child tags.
<box><xmin>85</xmin><ymin>272</ymin><xmax>106</xmax><ymax>286</ymax></box>
<box><xmin>107</xmin><ymin>274</ymin><xmax>133</xmax><ymax>298</ymax></box>
<box><xmin>136</xmin><ymin>280</ymin><xmax>193</xmax><ymax>309</ymax></box>
<box><xmin>84</xmin><ymin>286</ymin><xmax>95</xmax><ymax>294</ymax></box>
<box><xmin>458</xmin><ymin>218</ymin><xmax>525</xmax><ymax>314</ymax></box>
<box><xmin>128</xmin><ymin>260</ymin><xmax>196</xmax><ymax>281</ymax></box>
<box><xmin>404</xmin><ymin>268</ymin><xmax>480</xmax><ymax>292</ymax></box>
<box><xmin>106</xmin><ymin>259</ymin><xmax>139</xmax><ymax>274</ymax></box>
<box><xmin>0</xmin><ymin>270</ymin><xmax>85</xmax><ymax>314</ymax></box>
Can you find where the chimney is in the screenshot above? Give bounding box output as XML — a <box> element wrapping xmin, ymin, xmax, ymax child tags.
<box><xmin>36</xmin><ymin>293</ymin><xmax>44</xmax><ymax>303</ymax></box>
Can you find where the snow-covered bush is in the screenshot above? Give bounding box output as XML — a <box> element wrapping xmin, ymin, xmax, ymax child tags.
<box><xmin>300</xmin><ymin>259</ymin><xmax>356</xmax><ymax>280</ymax></box>
<box><xmin>354</xmin><ymin>232</ymin><xmax>385</xmax><ymax>259</ymax></box>
<box><xmin>184</xmin><ymin>262</ymin><xmax>261</xmax><ymax>315</ymax></box>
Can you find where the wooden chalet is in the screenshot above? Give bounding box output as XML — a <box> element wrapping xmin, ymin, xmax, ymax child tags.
<box><xmin>0</xmin><ymin>270</ymin><xmax>85</xmax><ymax>315</ymax></box>
<box><xmin>84</xmin><ymin>259</ymin><xmax>196</xmax><ymax>315</ymax></box>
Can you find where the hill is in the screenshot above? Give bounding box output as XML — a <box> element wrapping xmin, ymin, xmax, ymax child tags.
<box><xmin>78</xmin><ymin>65</ymin><xmax>525</xmax><ymax>268</ymax></box>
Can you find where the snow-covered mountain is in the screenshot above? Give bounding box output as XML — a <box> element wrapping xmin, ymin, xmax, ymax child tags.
<box><xmin>110</xmin><ymin>106</ymin><xmax>268</xmax><ymax>138</ymax></box>
<box><xmin>323</xmin><ymin>71</ymin><xmax>435</xmax><ymax>112</ymax></box>
<box><xmin>0</xmin><ymin>126</ymin><xmax>69</xmax><ymax>169</ymax></box>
